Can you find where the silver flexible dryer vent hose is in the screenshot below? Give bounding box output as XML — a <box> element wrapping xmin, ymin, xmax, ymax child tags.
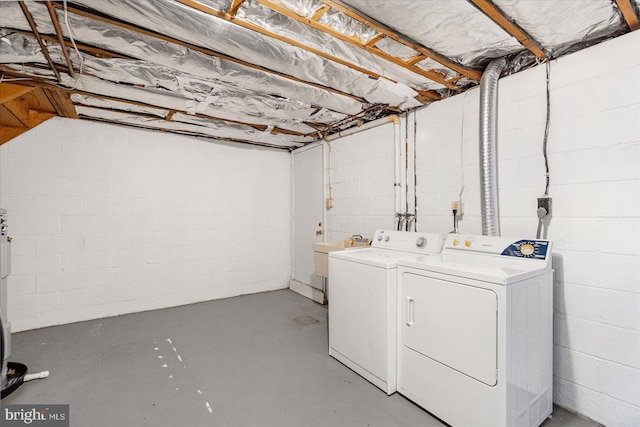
<box><xmin>479</xmin><ymin>57</ymin><xmax>507</xmax><ymax>236</ymax></box>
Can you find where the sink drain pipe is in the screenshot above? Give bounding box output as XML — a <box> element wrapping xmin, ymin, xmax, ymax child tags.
<box><xmin>479</xmin><ymin>58</ymin><xmax>507</xmax><ymax>236</ymax></box>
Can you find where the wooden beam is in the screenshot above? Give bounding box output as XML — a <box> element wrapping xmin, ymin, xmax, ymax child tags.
<box><xmin>18</xmin><ymin>1</ymin><xmax>62</xmax><ymax>82</ymax></box>
<box><xmin>0</xmin><ymin>126</ymin><xmax>28</xmax><ymax>145</ymax></box>
<box><xmin>322</xmin><ymin>0</ymin><xmax>482</xmax><ymax>81</ymax></box>
<box><xmin>365</xmin><ymin>33</ymin><xmax>386</xmax><ymax>47</ymax></box>
<box><xmin>0</xmin><ymin>83</ymin><xmax>36</xmax><ymax>104</ymax></box>
<box><xmin>616</xmin><ymin>0</ymin><xmax>640</xmax><ymax>31</ymax></box>
<box><xmin>45</xmin><ymin>0</ymin><xmax>75</xmax><ymax>76</ymax></box>
<box><xmin>406</xmin><ymin>55</ymin><xmax>427</xmax><ymax>66</ymax></box>
<box><xmin>77</xmin><ymin>116</ymin><xmax>296</xmax><ymax>150</ymax></box>
<box><xmin>43</xmin><ymin>88</ymin><xmax>78</xmax><ymax>118</ymax></box>
<box><xmin>227</xmin><ymin>0</ymin><xmax>245</xmax><ymax>18</ymax></box>
<box><xmin>2</xmin><ymin>97</ymin><xmax>31</xmax><ymax>127</ymax></box>
<box><xmin>254</xmin><ymin>0</ymin><xmax>457</xmax><ymax>90</ymax></box>
<box><xmin>468</xmin><ymin>0</ymin><xmax>547</xmax><ymax>60</ymax></box>
<box><xmin>177</xmin><ymin>0</ymin><xmax>388</xmax><ymax>82</ymax></box>
<box><xmin>52</xmin><ymin>2</ymin><xmax>366</xmax><ymax>104</ymax></box>
<box><xmin>311</xmin><ymin>5</ymin><xmax>331</xmax><ymax>21</ymax></box>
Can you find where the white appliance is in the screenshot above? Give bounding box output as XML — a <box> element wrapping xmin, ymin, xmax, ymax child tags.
<box><xmin>328</xmin><ymin>229</ymin><xmax>443</xmax><ymax>395</ymax></box>
<box><xmin>1</xmin><ymin>208</ymin><xmax>12</xmax><ymax>390</ymax></box>
<box><xmin>397</xmin><ymin>234</ymin><xmax>553</xmax><ymax>427</ymax></box>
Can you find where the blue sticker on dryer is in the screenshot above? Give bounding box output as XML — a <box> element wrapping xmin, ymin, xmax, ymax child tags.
<box><xmin>501</xmin><ymin>240</ymin><xmax>549</xmax><ymax>259</ymax></box>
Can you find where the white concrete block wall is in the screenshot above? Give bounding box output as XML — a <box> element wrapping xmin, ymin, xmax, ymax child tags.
<box><xmin>325</xmin><ymin>31</ymin><xmax>640</xmax><ymax>426</ymax></box>
<box><xmin>0</xmin><ymin>118</ymin><xmax>291</xmax><ymax>332</ymax></box>
<box><xmin>325</xmin><ymin>122</ymin><xmax>397</xmax><ymax>241</ymax></box>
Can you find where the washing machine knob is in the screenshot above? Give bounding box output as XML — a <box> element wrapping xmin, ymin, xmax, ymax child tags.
<box><xmin>377</xmin><ymin>235</ymin><xmax>383</xmax><ymax>241</ymax></box>
<box><xmin>385</xmin><ymin>236</ymin><xmax>390</xmax><ymax>242</ymax></box>
<box><xmin>416</xmin><ymin>237</ymin><xmax>427</xmax><ymax>248</ymax></box>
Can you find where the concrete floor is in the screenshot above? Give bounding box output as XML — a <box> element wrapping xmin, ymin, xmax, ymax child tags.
<box><xmin>3</xmin><ymin>289</ymin><xmax>601</xmax><ymax>427</ymax></box>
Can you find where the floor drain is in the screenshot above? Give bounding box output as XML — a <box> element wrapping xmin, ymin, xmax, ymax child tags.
<box><xmin>294</xmin><ymin>315</ymin><xmax>319</xmax><ymax>325</ymax></box>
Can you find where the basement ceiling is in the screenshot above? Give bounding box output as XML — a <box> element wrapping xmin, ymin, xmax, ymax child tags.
<box><xmin>1</xmin><ymin>0</ymin><xmax>638</xmax><ymax>149</ymax></box>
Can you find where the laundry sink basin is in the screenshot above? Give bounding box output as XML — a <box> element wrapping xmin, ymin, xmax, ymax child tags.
<box><xmin>313</xmin><ymin>239</ymin><xmax>369</xmax><ymax>278</ymax></box>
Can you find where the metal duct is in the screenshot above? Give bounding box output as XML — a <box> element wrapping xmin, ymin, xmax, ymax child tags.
<box><xmin>479</xmin><ymin>57</ymin><xmax>507</xmax><ymax>236</ymax></box>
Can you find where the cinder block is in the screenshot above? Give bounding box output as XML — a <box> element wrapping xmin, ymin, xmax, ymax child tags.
<box><xmin>10</xmin><ymin>215</ymin><xmax>60</xmax><ymax>235</ymax></box>
<box><xmin>62</xmin><ymin>177</ymin><xmax>109</xmax><ymax>197</ymax></box>
<box><xmin>62</xmin><ymin>251</ymin><xmax>108</xmax><ymax>271</ymax></box>
<box><xmin>0</xmin><ymin>194</ymin><xmax>33</xmax><ymax>214</ymax></box>
<box><xmin>36</xmin><ymin>233</ymin><xmax>85</xmax><ymax>254</ymax></box>
<box><xmin>33</xmin><ymin>195</ymin><xmax>83</xmax><ymax>215</ymax></box>
<box><xmin>554</xmin><ymin>313</ymin><xmax>639</xmax><ymax>369</ymax></box>
<box><xmin>554</xmin><ymin>346</ymin><xmax>640</xmax><ymax>407</ymax></box>
<box><xmin>7</xmin><ymin>234</ymin><xmax>35</xmax><ymax>256</ymax></box>
<box><xmin>598</xmin><ymin>142</ymin><xmax>640</xmax><ymax>181</ymax></box>
<box><xmin>9</xmin><ymin>173</ymin><xmax>62</xmax><ymax>196</ymax></box>
<box><xmin>60</xmin><ymin>215</ymin><xmax>107</xmax><ymax>233</ymax></box>
<box><xmin>7</xmin><ymin>274</ymin><xmax>36</xmax><ymax>297</ymax></box>
<box><xmin>599</xmin><ymin>219</ymin><xmax>640</xmax><ymax>256</ymax></box>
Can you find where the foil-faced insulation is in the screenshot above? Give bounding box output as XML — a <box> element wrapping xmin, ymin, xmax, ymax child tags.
<box><xmin>317</xmin><ymin>7</ymin><xmax>379</xmax><ymax>43</ymax></box>
<box><xmin>342</xmin><ymin>0</ymin><xmax>523</xmax><ymax>68</ymax></box>
<box><xmin>71</xmin><ymin>0</ymin><xmax>422</xmax><ymax>109</ymax></box>
<box><xmin>492</xmin><ymin>0</ymin><xmax>627</xmax><ymax>57</ymax></box>
<box><xmin>74</xmin><ymin>106</ymin><xmax>310</xmax><ymax>148</ymax></box>
<box><xmin>0</xmin><ymin>1</ymin><xmax>365</xmax><ymax>117</ymax></box>
<box><xmin>235</xmin><ymin>0</ymin><xmax>446</xmax><ymax>90</ymax></box>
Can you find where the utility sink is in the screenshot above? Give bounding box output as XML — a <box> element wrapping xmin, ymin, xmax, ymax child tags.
<box><xmin>313</xmin><ymin>239</ymin><xmax>369</xmax><ymax>278</ymax></box>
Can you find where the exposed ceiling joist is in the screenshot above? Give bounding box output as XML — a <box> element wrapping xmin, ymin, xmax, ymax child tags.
<box><xmin>53</xmin><ymin>3</ymin><xmax>366</xmax><ymax>104</ymax></box>
<box><xmin>467</xmin><ymin>0</ymin><xmax>548</xmax><ymax>60</ymax></box>
<box><xmin>322</xmin><ymin>0</ymin><xmax>483</xmax><ymax>82</ymax></box>
<box><xmin>79</xmin><ymin>115</ymin><xmax>295</xmax><ymax>151</ymax></box>
<box><xmin>18</xmin><ymin>1</ymin><xmax>62</xmax><ymax>82</ymax></box>
<box><xmin>227</xmin><ymin>0</ymin><xmax>246</xmax><ymax>18</ymax></box>
<box><xmin>45</xmin><ymin>0</ymin><xmax>75</xmax><ymax>77</ymax></box>
<box><xmin>615</xmin><ymin>0</ymin><xmax>640</xmax><ymax>31</ymax></box>
<box><xmin>253</xmin><ymin>0</ymin><xmax>459</xmax><ymax>90</ymax></box>
<box><xmin>177</xmin><ymin>0</ymin><xmax>390</xmax><ymax>82</ymax></box>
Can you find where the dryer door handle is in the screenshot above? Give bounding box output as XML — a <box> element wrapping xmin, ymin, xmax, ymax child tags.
<box><xmin>406</xmin><ymin>297</ymin><xmax>415</xmax><ymax>326</ymax></box>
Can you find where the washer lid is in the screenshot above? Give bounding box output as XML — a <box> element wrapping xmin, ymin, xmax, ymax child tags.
<box><xmin>330</xmin><ymin>248</ymin><xmax>434</xmax><ymax>269</ymax></box>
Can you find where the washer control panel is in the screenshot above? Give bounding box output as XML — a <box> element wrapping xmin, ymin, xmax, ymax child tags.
<box><xmin>372</xmin><ymin>230</ymin><xmax>443</xmax><ymax>254</ymax></box>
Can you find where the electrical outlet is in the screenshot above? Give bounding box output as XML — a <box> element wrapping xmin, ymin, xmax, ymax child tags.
<box><xmin>537</xmin><ymin>197</ymin><xmax>552</xmax><ymax>216</ymax></box>
<box><xmin>451</xmin><ymin>201</ymin><xmax>463</xmax><ymax>217</ymax></box>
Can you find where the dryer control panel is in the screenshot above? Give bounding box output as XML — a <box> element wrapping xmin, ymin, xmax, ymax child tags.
<box><xmin>445</xmin><ymin>234</ymin><xmax>551</xmax><ymax>262</ymax></box>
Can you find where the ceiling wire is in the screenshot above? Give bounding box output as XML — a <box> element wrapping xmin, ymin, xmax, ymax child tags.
<box><xmin>543</xmin><ymin>60</ymin><xmax>551</xmax><ymax>196</ymax></box>
<box><xmin>63</xmin><ymin>0</ymin><xmax>84</xmax><ymax>89</ymax></box>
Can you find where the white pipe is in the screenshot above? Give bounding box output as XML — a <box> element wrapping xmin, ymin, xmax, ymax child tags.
<box><xmin>323</xmin><ymin>114</ymin><xmax>399</xmax><ymax>141</ymax></box>
<box><xmin>24</xmin><ymin>371</ymin><xmax>49</xmax><ymax>382</ymax></box>
<box><xmin>391</xmin><ymin>115</ymin><xmax>402</xmax><ymax>226</ymax></box>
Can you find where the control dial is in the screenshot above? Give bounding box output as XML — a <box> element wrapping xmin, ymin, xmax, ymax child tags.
<box><xmin>520</xmin><ymin>243</ymin><xmax>535</xmax><ymax>256</ymax></box>
<box><xmin>415</xmin><ymin>237</ymin><xmax>427</xmax><ymax>248</ymax></box>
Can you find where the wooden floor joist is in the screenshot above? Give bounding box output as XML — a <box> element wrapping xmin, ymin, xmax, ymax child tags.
<box><xmin>51</xmin><ymin>2</ymin><xmax>367</xmax><ymax>105</ymax></box>
<box><xmin>468</xmin><ymin>0</ymin><xmax>548</xmax><ymax>60</ymax></box>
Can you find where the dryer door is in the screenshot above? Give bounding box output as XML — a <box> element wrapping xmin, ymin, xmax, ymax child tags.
<box><xmin>400</xmin><ymin>272</ymin><xmax>498</xmax><ymax>386</ymax></box>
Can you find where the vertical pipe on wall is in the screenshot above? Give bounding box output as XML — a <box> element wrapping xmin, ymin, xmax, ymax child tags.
<box><xmin>390</xmin><ymin>115</ymin><xmax>402</xmax><ymax>230</ymax></box>
<box><xmin>479</xmin><ymin>58</ymin><xmax>507</xmax><ymax>236</ymax></box>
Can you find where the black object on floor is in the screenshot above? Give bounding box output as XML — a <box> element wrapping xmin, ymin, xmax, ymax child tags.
<box><xmin>1</xmin><ymin>361</ymin><xmax>27</xmax><ymax>399</ymax></box>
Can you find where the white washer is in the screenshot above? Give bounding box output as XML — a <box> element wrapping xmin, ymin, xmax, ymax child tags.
<box><xmin>397</xmin><ymin>234</ymin><xmax>553</xmax><ymax>427</ymax></box>
<box><xmin>328</xmin><ymin>230</ymin><xmax>443</xmax><ymax>395</ymax></box>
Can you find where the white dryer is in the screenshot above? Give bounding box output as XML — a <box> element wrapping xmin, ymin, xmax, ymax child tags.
<box><xmin>328</xmin><ymin>230</ymin><xmax>443</xmax><ymax>395</ymax></box>
<box><xmin>397</xmin><ymin>234</ymin><xmax>553</xmax><ymax>427</ymax></box>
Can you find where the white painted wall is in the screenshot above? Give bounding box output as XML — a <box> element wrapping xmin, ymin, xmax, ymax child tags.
<box><xmin>0</xmin><ymin>118</ymin><xmax>291</xmax><ymax>332</ymax></box>
<box><xmin>325</xmin><ymin>122</ymin><xmax>397</xmax><ymax>241</ymax></box>
<box><xmin>324</xmin><ymin>30</ymin><xmax>640</xmax><ymax>426</ymax></box>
